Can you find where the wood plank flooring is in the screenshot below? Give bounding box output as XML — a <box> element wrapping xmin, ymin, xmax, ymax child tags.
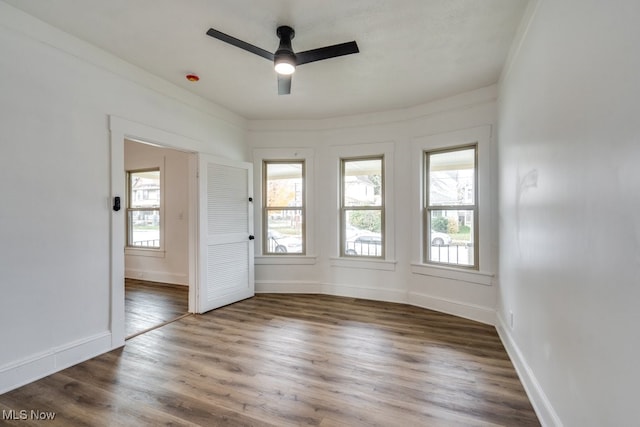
<box><xmin>0</xmin><ymin>294</ymin><xmax>540</xmax><ymax>426</ymax></box>
<box><xmin>125</xmin><ymin>278</ymin><xmax>189</xmax><ymax>338</ymax></box>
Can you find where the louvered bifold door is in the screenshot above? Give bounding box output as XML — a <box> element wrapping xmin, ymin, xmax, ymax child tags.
<box><xmin>197</xmin><ymin>155</ymin><xmax>254</xmax><ymax>313</ymax></box>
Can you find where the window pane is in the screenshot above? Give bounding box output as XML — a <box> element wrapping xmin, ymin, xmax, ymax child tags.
<box><xmin>343</xmin><ymin>158</ymin><xmax>382</xmax><ymax>207</ymax></box>
<box><xmin>263</xmin><ymin>161</ymin><xmax>305</xmax><ymax>255</ymax></box>
<box><xmin>266</xmin><ymin>162</ymin><xmax>303</xmax><ymax>208</ymax></box>
<box><xmin>428</xmin><ymin>209</ymin><xmax>474</xmax><ymax>266</ymax></box>
<box><xmin>428</xmin><ymin>148</ymin><xmax>475</xmax><ymax>206</ymax></box>
<box><xmin>128</xmin><ymin>209</ymin><xmax>160</xmax><ymax>248</ymax></box>
<box><xmin>130</xmin><ymin>170</ymin><xmax>160</xmax><ymax>208</ymax></box>
<box><xmin>265</xmin><ymin>209</ymin><xmax>303</xmax><ymax>254</ymax></box>
<box><xmin>344</xmin><ymin>209</ymin><xmax>382</xmax><ymax>257</ymax></box>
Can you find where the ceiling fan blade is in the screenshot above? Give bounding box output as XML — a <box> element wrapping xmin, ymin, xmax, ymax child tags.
<box><xmin>296</xmin><ymin>41</ymin><xmax>359</xmax><ymax>66</ymax></box>
<box><xmin>278</xmin><ymin>75</ymin><xmax>292</xmax><ymax>95</ymax></box>
<box><xmin>206</xmin><ymin>28</ymin><xmax>274</xmax><ymax>61</ymax></box>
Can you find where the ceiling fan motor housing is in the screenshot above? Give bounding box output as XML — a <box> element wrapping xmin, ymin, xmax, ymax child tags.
<box><xmin>275</xmin><ymin>26</ymin><xmax>296</xmax><ymax>65</ymax></box>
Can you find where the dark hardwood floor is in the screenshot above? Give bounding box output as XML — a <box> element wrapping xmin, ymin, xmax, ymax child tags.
<box><xmin>125</xmin><ymin>278</ymin><xmax>189</xmax><ymax>338</ymax></box>
<box><xmin>0</xmin><ymin>294</ymin><xmax>540</xmax><ymax>426</ymax></box>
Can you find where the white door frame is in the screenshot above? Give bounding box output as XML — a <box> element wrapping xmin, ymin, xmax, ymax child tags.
<box><xmin>109</xmin><ymin>116</ymin><xmax>199</xmax><ymax>347</ymax></box>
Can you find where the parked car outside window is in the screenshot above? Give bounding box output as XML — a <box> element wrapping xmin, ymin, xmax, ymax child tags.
<box><xmin>345</xmin><ymin>232</ymin><xmax>382</xmax><ymax>256</ymax></box>
<box><xmin>267</xmin><ymin>231</ymin><xmax>302</xmax><ymax>253</ymax></box>
<box><xmin>430</xmin><ymin>231</ymin><xmax>452</xmax><ymax>246</ymax></box>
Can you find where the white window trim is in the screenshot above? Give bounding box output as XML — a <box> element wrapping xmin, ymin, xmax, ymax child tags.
<box><xmin>330</xmin><ymin>257</ymin><xmax>397</xmax><ymax>271</ymax></box>
<box><xmin>329</xmin><ymin>141</ymin><xmax>396</xmax><ymax>264</ymax></box>
<box><xmin>125</xmin><ymin>247</ymin><xmax>166</xmax><ymax>258</ymax></box>
<box><xmin>411</xmin><ymin>126</ymin><xmax>493</xmax><ymax>282</ymax></box>
<box><xmin>124</xmin><ymin>161</ymin><xmax>166</xmax><ymax>257</ymax></box>
<box><xmin>253</xmin><ymin>148</ymin><xmax>315</xmax><ymax>264</ymax></box>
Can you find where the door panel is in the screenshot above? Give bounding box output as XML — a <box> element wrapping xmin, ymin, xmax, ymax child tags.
<box><xmin>198</xmin><ymin>155</ymin><xmax>254</xmax><ymax>313</ymax></box>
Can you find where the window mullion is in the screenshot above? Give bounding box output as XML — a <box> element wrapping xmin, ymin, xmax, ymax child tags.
<box><xmin>427</xmin><ymin>204</ymin><xmax>475</xmax><ymax>211</ymax></box>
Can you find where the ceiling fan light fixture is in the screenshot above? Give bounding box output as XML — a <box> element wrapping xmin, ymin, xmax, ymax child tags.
<box><xmin>274</xmin><ymin>25</ymin><xmax>296</xmax><ymax>75</ymax></box>
<box><xmin>274</xmin><ymin>57</ymin><xmax>296</xmax><ymax>75</ymax></box>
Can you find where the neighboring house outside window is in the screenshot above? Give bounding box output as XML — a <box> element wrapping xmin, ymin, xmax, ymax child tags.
<box><xmin>340</xmin><ymin>156</ymin><xmax>384</xmax><ymax>258</ymax></box>
<box><xmin>424</xmin><ymin>145</ymin><xmax>477</xmax><ymax>268</ymax></box>
<box><xmin>127</xmin><ymin>169</ymin><xmax>161</xmax><ymax>249</ymax></box>
<box><xmin>263</xmin><ymin>160</ymin><xmax>305</xmax><ymax>255</ymax></box>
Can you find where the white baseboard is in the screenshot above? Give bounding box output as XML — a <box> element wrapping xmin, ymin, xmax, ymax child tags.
<box><xmin>0</xmin><ymin>331</ymin><xmax>113</xmax><ymax>394</ymax></box>
<box><xmin>408</xmin><ymin>291</ymin><xmax>496</xmax><ymax>325</ymax></box>
<box><xmin>256</xmin><ymin>280</ymin><xmax>407</xmax><ymax>303</ymax></box>
<box><xmin>321</xmin><ymin>282</ymin><xmax>407</xmax><ymax>303</ymax></box>
<box><xmin>125</xmin><ymin>269</ymin><xmax>188</xmax><ymax>286</ymax></box>
<box><xmin>496</xmin><ymin>314</ymin><xmax>563</xmax><ymax>427</ymax></box>
<box><xmin>255</xmin><ymin>280</ymin><xmax>323</xmax><ymax>293</ymax></box>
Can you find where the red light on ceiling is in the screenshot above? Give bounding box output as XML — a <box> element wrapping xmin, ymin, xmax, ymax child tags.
<box><xmin>185</xmin><ymin>74</ymin><xmax>200</xmax><ymax>82</ymax></box>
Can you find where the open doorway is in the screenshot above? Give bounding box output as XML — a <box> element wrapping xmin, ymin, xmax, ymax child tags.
<box><xmin>110</xmin><ymin>116</ymin><xmax>253</xmax><ymax>346</ymax></box>
<box><xmin>124</xmin><ymin>139</ymin><xmax>193</xmax><ymax>338</ymax></box>
<box><xmin>125</xmin><ymin>278</ymin><xmax>189</xmax><ymax>338</ymax></box>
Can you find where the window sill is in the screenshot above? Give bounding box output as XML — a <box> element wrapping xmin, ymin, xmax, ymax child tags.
<box><xmin>255</xmin><ymin>256</ymin><xmax>317</xmax><ymax>265</ymax></box>
<box><xmin>330</xmin><ymin>257</ymin><xmax>397</xmax><ymax>271</ymax></box>
<box><xmin>410</xmin><ymin>263</ymin><xmax>494</xmax><ymax>286</ymax></box>
<box><xmin>125</xmin><ymin>248</ymin><xmax>165</xmax><ymax>258</ymax></box>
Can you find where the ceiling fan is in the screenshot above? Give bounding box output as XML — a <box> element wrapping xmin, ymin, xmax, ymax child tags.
<box><xmin>206</xmin><ymin>26</ymin><xmax>359</xmax><ymax>95</ymax></box>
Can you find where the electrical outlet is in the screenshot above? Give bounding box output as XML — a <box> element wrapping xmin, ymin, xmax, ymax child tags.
<box><xmin>509</xmin><ymin>310</ymin><xmax>514</xmax><ymax>329</ymax></box>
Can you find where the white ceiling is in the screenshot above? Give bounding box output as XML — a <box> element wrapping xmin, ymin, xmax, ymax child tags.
<box><xmin>4</xmin><ymin>0</ymin><xmax>528</xmax><ymax>120</ymax></box>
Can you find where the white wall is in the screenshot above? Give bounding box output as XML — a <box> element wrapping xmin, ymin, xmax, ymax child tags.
<box><xmin>497</xmin><ymin>1</ymin><xmax>640</xmax><ymax>425</ymax></box>
<box><xmin>0</xmin><ymin>3</ymin><xmax>246</xmax><ymax>393</ymax></box>
<box><xmin>124</xmin><ymin>140</ymin><xmax>190</xmax><ymax>285</ymax></box>
<box><xmin>12</xmin><ymin>3</ymin><xmax>637</xmax><ymax>423</ymax></box>
<box><xmin>249</xmin><ymin>86</ymin><xmax>500</xmax><ymax>324</ymax></box>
